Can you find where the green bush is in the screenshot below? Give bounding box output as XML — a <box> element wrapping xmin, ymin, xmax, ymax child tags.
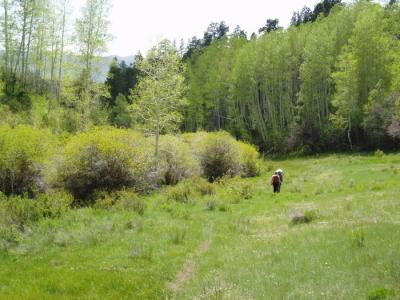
<box><xmin>196</xmin><ymin>132</ymin><xmax>242</xmax><ymax>181</ymax></box>
<box><xmin>0</xmin><ymin>223</ymin><xmax>21</xmax><ymax>252</ymax></box>
<box><xmin>0</xmin><ymin>190</ymin><xmax>72</xmax><ymax>229</ymax></box>
<box><xmin>94</xmin><ymin>190</ymin><xmax>146</xmax><ymax>215</ymax></box>
<box><xmin>374</xmin><ymin>149</ymin><xmax>385</xmax><ymax>157</ymax></box>
<box><xmin>351</xmin><ymin>229</ymin><xmax>366</xmax><ymax>248</ymax></box>
<box><xmin>189</xmin><ymin>177</ymin><xmax>215</xmax><ymax>196</ymax></box>
<box><xmin>56</xmin><ymin>127</ymin><xmax>155</xmax><ymax>202</ymax></box>
<box><xmin>166</xmin><ymin>183</ymin><xmax>192</xmax><ymax>203</ymax></box>
<box><xmin>183</xmin><ymin>131</ymin><xmax>262</xmax><ymax>181</ymax></box>
<box><xmin>237</xmin><ymin>141</ymin><xmax>262</xmax><ymax>177</ymax></box>
<box><xmin>0</xmin><ymin>125</ymin><xmax>54</xmax><ymax>196</ymax></box>
<box><xmin>113</xmin><ymin>191</ymin><xmax>146</xmax><ymax>215</ymax></box>
<box><xmin>164</xmin><ymin>176</ymin><xmax>216</xmax><ymax>204</ymax></box>
<box><xmin>35</xmin><ymin>190</ymin><xmax>73</xmax><ymax>218</ymax></box>
<box><xmin>168</xmin><ymin>227</ymin><xmax>186</xmax><ymax>245</ymax></box>
<box><xmin>158</xmin><ymin>135</ymin><xmax>200</xmax><ymax>185</ymax></box>
<box><xmin>1</xmin><ymin>195</ymin><xmax>43</xmax><ymax>228</ymax></box>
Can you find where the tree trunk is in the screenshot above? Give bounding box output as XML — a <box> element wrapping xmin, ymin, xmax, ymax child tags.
<box><xmin>347</xmin><ymin>115</ymin><xmax>353</xmax><ymax>150</ymax></box>
<box><xmin>57</xmin><ymin>0</ymin><xmax>67</xmax><ymax>100</ymax></box>
<box><xmin>155</xmin><ymin>103</ymin><xmax>160</xmax><ymax>160</ymax></box>
<box><xmin>3</xmin><ymin>0</ymin><xmax>10</xmax><ymax>92</ymax></box>
<box><xmin>24</xmin><ymin>2</ymin><xmax>35</xmax><ymax>87</ymax></box>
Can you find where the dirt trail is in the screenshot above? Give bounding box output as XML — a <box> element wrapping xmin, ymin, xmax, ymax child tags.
<box><xmin>167</xmin><ymin>239</ymin><xmax>212</xmax><ymax>295</ymax></box>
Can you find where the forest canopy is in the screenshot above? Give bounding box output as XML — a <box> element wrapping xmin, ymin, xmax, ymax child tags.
<box><xmin>0</xmin><ymin>0</ymin><xmax>400</xmax><ymax>154</ymax></box>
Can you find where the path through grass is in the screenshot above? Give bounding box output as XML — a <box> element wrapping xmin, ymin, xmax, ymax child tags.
<box><xmin>0</xmin><ymin>153</ymin><xmax>399</xmax><ymax>299</ymax></box>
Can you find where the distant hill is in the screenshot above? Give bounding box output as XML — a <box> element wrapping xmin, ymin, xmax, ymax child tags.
<box><xmin>0</xmin><ymin>51</ymin><xmax>135</xmax><ymax>84</ymax></box>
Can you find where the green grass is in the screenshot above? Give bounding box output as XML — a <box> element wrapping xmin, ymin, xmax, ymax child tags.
<box><xmin>1</xmin><ymin>153</ymin><xmax>400</xmax><ymax>299</ymax></box>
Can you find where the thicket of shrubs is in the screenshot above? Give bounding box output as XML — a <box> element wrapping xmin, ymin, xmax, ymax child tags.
<box><xmin>0</xmin><ymin>125</ymin><xmax>262</xmax><ymax>207</ymax></box>
<box><xmin>183</xmin><ymin>131</ymin><xmax>261</xmax><ymax>181</ymax></box>
<box><xmin>0</xmin><ymin>125</ymin><xmax>54</xmax><ymax>196</ymax></box>
<box><xmin>56</xmin><ymin>128</ymin><xmax>155</xmax><ymax>201</ymax></box>
<box><xmin>158</xmin><ymin>135</ymin><xmax>201</xmax><ymax>185</ymax></box>
<box><xmin>0</xmin><ymin>190</ymin><xmax>73</xmax><ymax>229</ymax></box>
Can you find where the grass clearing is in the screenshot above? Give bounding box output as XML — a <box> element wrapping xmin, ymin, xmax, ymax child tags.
<box><xmin>0</xmin><ymin>153</ymin><xmax>399</xmax><ymax>299</ymax></box>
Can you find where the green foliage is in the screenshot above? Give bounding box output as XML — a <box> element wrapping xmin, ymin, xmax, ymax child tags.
<box><xmin>0</xmin><ymin>125</ymin><xmax>55</xmax><ymax>196</ymax></box>
<box><xmin>130</xmin><ymin>40</ymin><xmax>186</xmax><ymax>157</ymax></box>
<box><xmin>195</xmin><ymin>132</ymin><xmax>242</xmax><ymax>181</ymax></box>
<box><xmin>0</xmin><ymin>154</ymin><xmax>399</xmax><ymax>298</ymax></box>
<box><xmin>351</xmin><ymin>228</ymin><xmax>366</xmax><ymax>248</ymax></box>
<box><xmin>158</xmin><ymin>135</ymin><xmax>201</xmax><ymax>185</ymax></box>
<box><xmin>168</xmin><ymin>227</ymin><xmax>186</xmax><ymax>245</ymax></box>
<box><xmin>367</xmin><ymin>288</ymin><xmax>396</xmax><ymax>300</ymax></box>
<box><xmin>113</xmin><ymin>191</ymin><xmax>146</xmax><ymax>215</ymax></box>
<box><xmin>94</xmin><ymin>190</ymin><xmax>145</xmax><ymax>215</ymax></box>
<box><xmin>205</xmin><ymin>198</ymin><xmax>217</xmax><ymax>211</ymax></box>
<box><xmin>375</xmin><ymin>149</ymin><xmax>385</xmax><ymax>157</ymax></box>
<box><xmin>0</xmin><ymin>194</ymin><xmax>69</xmax><ymax>229</ymax></box>
<box><xmin>227</xmin><ymin>179</ymin><xmax>256</xmax><ymax>200</ymax></box>
<box><xmin>183</xmin><ymin>1</ymin><xmax>400</xmax><ymax>152</ymax></box>
<box><xmin>109</xmin><ymin>94</ymin><xmax>132</xmax><ymax>128</ymax></box>
<box><xmin>189</xmin><ymin>177</ymin><xmax>215</xmax><ymax>196</ymax></box>
<box><xmin>237</xmin><ymin>142</ymin><xmax>262</xmax><ymax>177</ymax></box>
<box><xmin>184</xmin><ymin>132</ymin><xmax>262</xmax><ymax>181</ymax></box>
<box><xmin>165</xmin><ymin>183</ymin><xmax>192</xmax><ymax>204</ymax></box>
<box><xmin>105</xmin><ymin>57</ymin><xmax>139</xmax><ymax>103</ymax></box>
<box><xmin>56</xmin><ymin>127</ymin><xmax>155</xmax><ymax>202</ymax></box>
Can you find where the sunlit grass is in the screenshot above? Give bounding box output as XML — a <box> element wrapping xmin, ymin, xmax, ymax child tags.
<box><xmin>0</xmin><ymin>153</ymin><xmax>399</xmax><ymax>299</ymax></box>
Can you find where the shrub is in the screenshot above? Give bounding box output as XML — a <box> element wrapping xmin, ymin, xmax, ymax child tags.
<box><xmin>1</xmin><ymin>195</ymin><xmax>43</xmax><ymax>228</ymax></box>
<box><xmin>165</xmin><ymin>177</ymin><xmax>216</xmax><ymax>204</ymax></box>
<box><xmin>228</xmin><ymin>180</ymin><xmax>255</xmax><ymax>200</ymax></box>
<box><xmin>93</xmin><ymin>191</ymin><xmax>117</xmax><ymax>210</ymax></box>
<box><xmin>290</xmin><ymin>210</ymin><xmax>317</xmax><ymax>225</ymax></box>
<box><xmin>190</xmin><ymin>177</ymin><xmax>215</xmax><ymax>196</ymax></box>
<box><xmin>168</xmin><ymin>227</ymin><xmax>186</xmax><ymax>245</ymax></box>
<box><xmin>0</xmin><ymin>224</ymin><xmax>21</xmax><ymax>251</ymax></box>
<box><xmin>95</xmin><ymin>190</ymin><xmax>146</xmax><ymax>215</ymax></box>
<box><xmin>217</xmin><ymin>200</ymin><xmax>231</xmax><ymax>212</ymax></box>
<box><xmin>196</xmin><ymin>132</ymin><xmax>242</xmax><ymax>182</ymax></box>
<box><xmin>205</xmin><ymin>198</ymin><xmax>217</xmax><ymax>211</ymax></box>
<box><xmin>351</xmin><ymin>229</ymin><xmax>366</xmax><ymax>248</ymax></box>
<box><xmin>125</xmin><ymin>219</ymin><xmax>144</xmax><ymax>232</ymax></box>
<box><xmin>237</xmin><ymin>141</ymin><xmax>261</xmax><ymax>177</ymax></box>
<box><xmin>166</xmin><ymin>183</ymin><xmax>192</xmax><ymax>203</ymax></box>
<box><xmin>183</xmin><ymin>131</ymin><xmax>262</xmax><ymax>181</ymax></box>
<box><xmin>0</xmin><ymin>191</ymin><xmax>72</xmax><ymax>229</ymax></box>
<box><xmin>158</xmin><ymin>135</ymin><xmax>200</xmax><ymax>185</ymax></box>
<box><xmin>56</xmin><ymin>127</ymin><xmax>155</xmax><ymax>202</ymax></box>
<box><xmin>0</xmin><ymin>125</ymin><xmax>54</xmax><ymax>196</ymax></box>
<box><xmin>35</xmin><ymin>190</ymin><xmax>73</xmax><ymax>218</ymax></box>
<box><xmin>113</xmin><ymin>191</ymin><xmax>146</xmax><ymax>215</ymax></box>
<box><xmin>374</xmin><ymin>149</ymin><xmax>385</xmax><ymax>157</ymax></box>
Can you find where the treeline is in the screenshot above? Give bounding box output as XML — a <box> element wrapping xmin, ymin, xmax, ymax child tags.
<box><xmin>1</xmin><ymin>0</ymin><xmax>400</xmax><ymax>154</ymax></box>
<box><xmin>0</xmin><ymin>0</ymin><xmax>111</xmax><ymax>130</ymax></box>
<box><xmin>183</xmin><ymin>0</ymin><xmax>400</xmax><ymax>153</ymax></box>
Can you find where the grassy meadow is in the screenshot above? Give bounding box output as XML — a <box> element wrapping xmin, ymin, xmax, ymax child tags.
<box><xmin>0</xmin><ymin>153</ymin><xmax>399</xmax><ymax>299</ymax></box>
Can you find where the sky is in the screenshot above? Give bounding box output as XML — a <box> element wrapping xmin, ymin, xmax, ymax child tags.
<box><xmin>71</xmin><ymin>0</ymin><xmax>386</xmax><ymax>57</ymax></box>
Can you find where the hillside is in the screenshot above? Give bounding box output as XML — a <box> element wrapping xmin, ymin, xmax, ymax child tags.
<box><xmin>0</xmin><ymin>153</ymin><xmax>399</xmax><ymax>299</ymax></box>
